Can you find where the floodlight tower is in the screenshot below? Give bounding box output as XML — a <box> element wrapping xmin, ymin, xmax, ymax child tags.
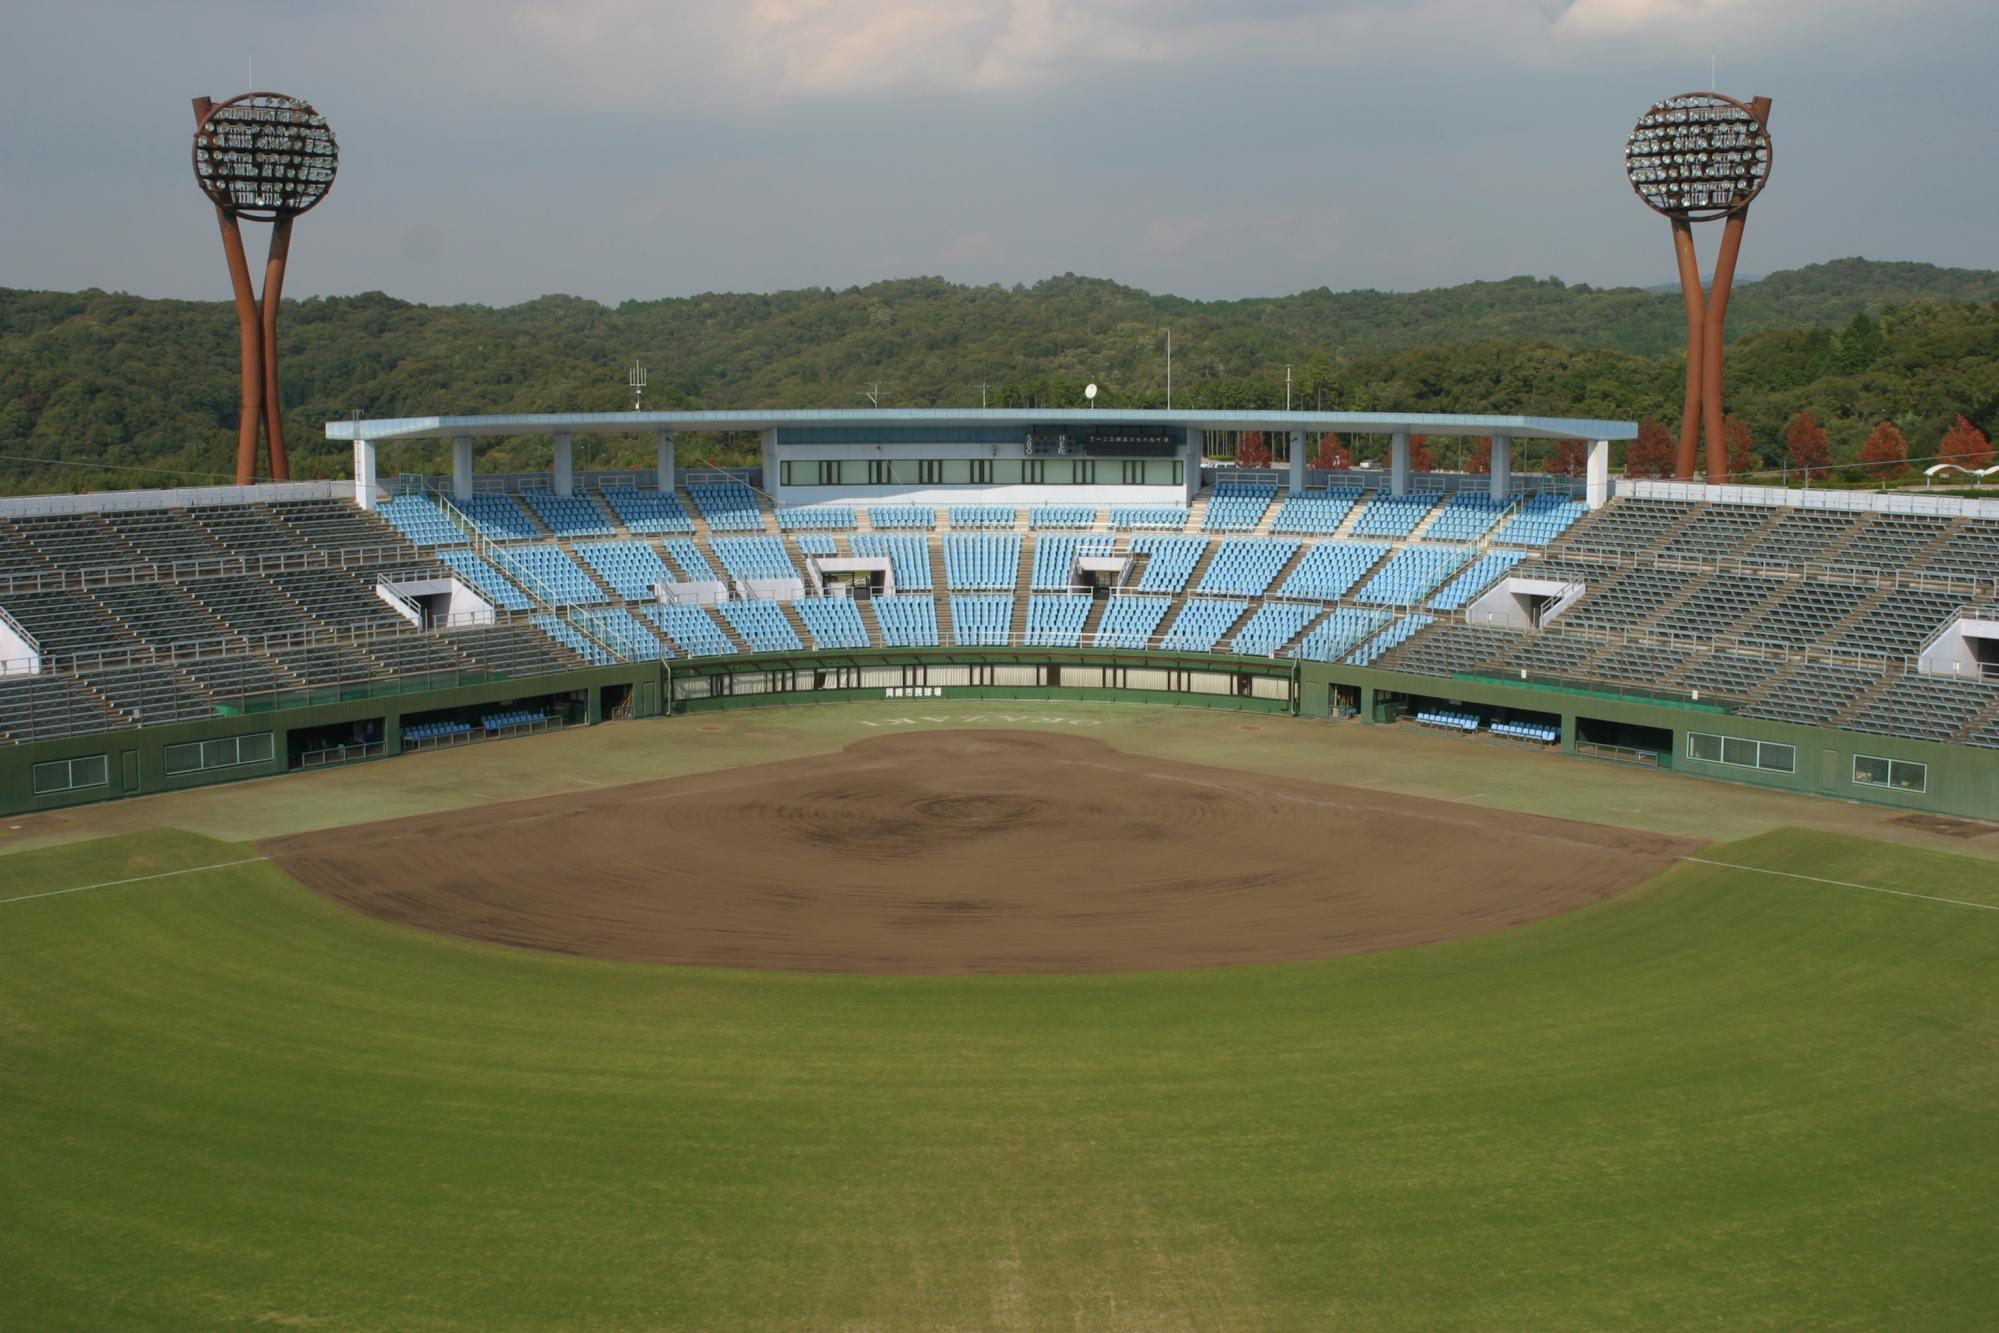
<box><xmin>1625</xmin><ymin>91</ymin><xmax>1772</xmax><ymax>480</ymax></box>
<box><xmin>191</xmin><ymin>92</ymin><xmax>339</xmax><ymax>484</ymax></box>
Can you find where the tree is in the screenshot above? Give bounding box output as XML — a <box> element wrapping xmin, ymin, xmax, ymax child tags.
<box><xmin>1785</xmin><ymin>411</ymin><xmax>1831</xmax><ymax>478</ymax></box>
<box><xmin>1234</xmin><ymin>431</ymin><xmax>1272</xmax><ymax>468</ymax></box>
<box><xmin>1858</xmin><ymin>422</ymin><xmax>1910</xmax><ymax>478</ymax></box>
<box><xmin>1723</xmin><ymin>414</ymin><xmax>1759</xmax><ymax>479</ymax></box>
<box><xmin>1624</xmin><ymin>418</ymin><xmax>1676</xmax><ymax>478</ymax></box>
<box><xmin>1937</xmin><ymin>414</ymin><xmax>1994</xmax><ymax>469</ymax></box>
<box><xmin>1408</xmin><ymin>434</ymin><xmax>1435</xmax><ymax>472</ymax></box>
<box><xmin>1545</xmin><ymin>439</ymin><xmax>1588</xmax><ymax>476</ymax></box>
<box><xmin>1466</xmin><ymin>436</ymin><xmax>1492</xmax><ymax>474</ymax></box>
<box><xmin>1309</xmin><ymin>433</ymin><xmax>1351</xmax><ymax>470</ymax></box>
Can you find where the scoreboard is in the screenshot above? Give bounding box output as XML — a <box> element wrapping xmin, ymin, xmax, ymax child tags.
<box><xmin>1026</xmin><ymin>427</ymin><xmax>1180</xmax><ymax>458</ymax></box>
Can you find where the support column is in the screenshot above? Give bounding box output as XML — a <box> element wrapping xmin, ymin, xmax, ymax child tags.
<box><xmin>1586</xmin><ymin>440</ymin><xmax>1611</xmax><ymax>509</ymax></box>
<box><xmin>1288</xmin><ymin>429</ymin><xmax>1306</xmax><ymax>494</ymax></box>
<box><xmin>452</xmin><ymin>435</ymin><xmax>474</xmax><ymax>501</ymax></box>
<box><xmin>552</xmin><ymin>432</ymin><xmax>574</xmax><ymax>497</ymax></box>
<box><xmin>656</xmin><ymin>429</ymin><xmax>676</xmax><ymax>493</ymax></box>
<box><xmin>1489</xmin><ymin>434</ymin><xmax>1512</xmax><ymax>503</ymax></box>
<box><xmin>759</xmin><ymin>428</ymin><xmax>776</xmax><ymax>494</ymax></box>
<box><xmin>1185</xmin><ymin>429</ymin><xmax>1203</xmax><ymax>500</ymax></box>
<box><xmin>352</xmin><ymin>437</ymin><xmax>377</xmax><ymax>511</ymax></box>
<box><xmin>1390</xmin><ymin>430</ymin><xmax>1411</xmax><ymax>497</ymax></box>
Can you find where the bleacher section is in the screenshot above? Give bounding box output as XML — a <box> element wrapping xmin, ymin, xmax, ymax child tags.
<box><xmin>1269</xmin><ymin>488</ymin><xmax>1360</xmax><ymax>535</ymax></box>
<box><xmin>1093</xmin><ymin>596</ymin><xmax>1172</xmax><ymax>649</ymax></box>
<box><xmin>795</xmin><ymin>598</ymin><xmax>872</xmax><ymax>649</ymax></box>
<box><xmin>795</xmin><ymin>534</ymin><xmax>838</xmax><ymax>557</ymax></box>
<box><xmin>1161</xmin><ymin>599</ymin><xmax>1251</xmax><ymax>653</ymax></box>
<box><xmin>1028</xmin><ymin>506</ymin><xmax>1095</xmax><ymax>529</ymax></box>
<box><xmin>1423</xmin><ymin>493</ymin><xmax>1513</xmax><ymax>542</ymax></box>
<box><xmin>867</xmin><ymin>506</ymin><xmax>935</xmax><ymax>530</ymax></box>
<box><xmin>507</xmin><ymin>546</ymin><xmax>608</xmax><ymax>605</ymax></box>
<box><xmin>1230</xmin><ymin>603</ymin><xmax>1318</xmax><ymax>656</ymax></box>
<box><xmin>776</xmin><ymin>506</ymin><xmax>856</xmax><ymax>531</ymax></box>
<box><xmin>1029</xmin><ymin>535</ymin><xmax>1111</xmax><ymax>591</ymax></box>
<box><xmin>1347</xmin><ymin>613</ymin><xmax>1432</xmax><ymax>666</ymax></box>
<box><xmin>943</xmin><ymin>535</ymin><xmax>1021</xmax><ymax>591</ymax></box>
<box><xmin>709</xmin><ymin>537</ymin><xmax>798</xmax><ymax>584</ymax></box>
<box><xmin>602</xmin><ymin>487</ymin><xmax>696</xmax><ymax>534</ymax></box>
<box><xmin>1131</xmin><ymin>536</ymin><xmax>1205</xmax><ymax>593</ymax></box>
<box><xmin>1292</xmin><ymin>608</ymin><xmax>1391</xmax><ymax>662</ymax></box>
<box><xmin>377</xmin><ymin>495</ymin><xmax>461</xmax><ymax>547</ymax></box>
<box><xmin>1490</xmin><ymin>494</ymin><xmax>1586</xmax><ymax>547</ymax></box>
<box><xmin>1351</xmin><ymin>492</ymin><xmax>1439</xmax><ymax>538</ymax></box>
<box><xmin>1109</xmin><ymin>506</ymin><xmax>1189</xmax><ymax>530</ymax></box>
<box><xmin>849</xmin><ymin>534</ymin><xmax>931</xmax><ymax>590</ymax></box>
<box><xmin>641</xmin><ymin>603</ymin><xmax>736</xmax><ymax>657</ymax></box>
<box><xmin>1428</xmin><ymin>551</ymin><xmax>1526</xmax><ymax>610</ymax></box>
<box><xmin>1201</xmin><ymin>483</ymin><xmax>1276</xmax><ymax>532</ymax></box>
<box><xmin>687</xmin><ymin>482</ymin><xmax>765</xmax><ymax>532</ymax></box>
<box><xmin>872</xmin><ymin>595</ymin><xmax>941</xmax><ymax>647</ymax></box>
<box><xmin>575</xmin><ymin>541</ymin><xmax>675</xmax><ymax>601</ymax></box>
<box><xmin>525</xmin><ymin>492</ymin><xmax>614</xmax><ymax>537</ymax></box>
<box><xmin>718</xmin><ymin>601</ymin><xmax>801</xmax><ymax>653</ymax></box>
<box><xmin>1273</xmin><ymin>542</ymin><xmax>1387</xmax><ymax>602</ymax></box>
<box><xmin>1196</xmin><ymin>538</ymin><xmax>1299</xmax><ymax>597</ymax></box>
<box><xmin>1355</xmin><ymin>547</ymin><xmax>1473</xmax><ymax>606</ymax></box>
<box><xmin>949</xmin><ymin>506</ymin><xmax>1015</xmax><ymax>530</ymax></box>
<box><xmin>951</xmin><ymin>595</ymin><xmax>1013</xmax><ymax>647</ymax></box>
<box><xmin>1024</xmin><ymin>595</ymin><xmax>1091</xmax><ymax>647</ymax></box>
<box><xmin>661</xmin><ymin>539</ymin><xmax>719</xmax><ymax>583</ymax></box>
<box><xmin>438</xmin><ymin>551</ymin><xmax>534</xmax><ymax>611</ymax></box>
<box><xmin>459</xmin><ymin>495</ymin><xmax>540</xmax><ymax>541</ymax></box>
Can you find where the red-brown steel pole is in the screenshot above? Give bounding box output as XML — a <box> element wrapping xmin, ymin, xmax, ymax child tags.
<box><xmin>1671</xmin><ymin>216</ymin><xmax>1706</xmax><ymax>480</ymax></box>
<box><xmin>261</xmin><ymin>216</ymin><xmax>295</xmax><ymax>480</ymax></box>
<box><xmin>1700</xmin><ymin>95</ymin><xmax>1772</xmax><ymax>482</ymax></box>
<box><xmin>194</xmin><ymin>97</ymin><xmax>265</xmax><ymax>486</ymax></box>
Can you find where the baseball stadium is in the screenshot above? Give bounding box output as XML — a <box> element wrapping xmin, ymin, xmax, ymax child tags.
<box><xmin>4</xmin><ymin>90</ymin><xmax>1999</xmax><ymax>1330</ymax></box>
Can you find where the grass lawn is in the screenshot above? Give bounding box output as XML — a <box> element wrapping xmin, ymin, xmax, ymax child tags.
<box><xmin>3</xmin><ymin>823</ymin><xmax>1996</xmax><ymax>1329</ymax></box>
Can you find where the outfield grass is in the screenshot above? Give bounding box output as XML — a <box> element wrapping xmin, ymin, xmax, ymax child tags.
<box><xmin>4</xmin><ymin>824</ymin><xmax>1996</xmax><ymax>1329</ymax></box>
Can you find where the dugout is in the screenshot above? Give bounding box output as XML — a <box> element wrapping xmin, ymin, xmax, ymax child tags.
<box><xmin>288</xmin><ymin>717</ymin><xmax>385</xmax><ymax>770</ymax></box>
<box><xmin>1575</xmin><ymin>716</ymin><xmax>1673</xmax><ymax>767</ymax></box>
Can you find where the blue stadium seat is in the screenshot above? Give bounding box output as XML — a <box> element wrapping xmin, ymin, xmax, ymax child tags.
<box><xmin>1201</xmin><ymin>482</ymin><xmax>1277</xmax><ymax>532</ymax></box>
<box><xmin>795</xmin><ymin>598</ymin><xmax>872</xmax><ymax>648</ymax></box>
<box><xmin>1025</xmin><ymin>595</ymin><xmax>1091</xmax><ymax>646</ymax></box>
<box><xmin>943</xmin><ymin>535</ymin><xmax>1021</xmax><ymax>590</ymax></box>
<box><xmin>950</xmin><ymin>594</ymin><xmax>1013</xmax><ymax>646</ymax></box>
<box><xmin>1092</xmin><ymin>595</ymin><xmax>1173</xmax><ymax>648</ymax></box>
<box><xmin>871</xmin><ymin>594</ymin><xmax>940</xmax><ymax>647</ymax></box>
<box><xmin>1195</xmin><ymin>538</ymin><xmax>1299</xmax><ymax>596</ymax></box>
<box><xmin>717</xmin><ymin>600</ymin><xmax>802</xmax><ymax>652</ymax></box>
<box><xmin>688</xmin><ymin>482</ymin><xmax>765</xmax><ymax>532</ymax></box>
<box><xmin>1161</xmin><ymin>598</ymin><xmax>1250</xmax><ymax>652</ymax></box>
<box><xmin>1274</xmin><ymin>542</ymin><xmax>1388</xmax><ymax>601</ymax></box>
<box><xmin>601</xmin><ymin>487</ymin><xmax>696</xmax><ymax>534</ymax></box>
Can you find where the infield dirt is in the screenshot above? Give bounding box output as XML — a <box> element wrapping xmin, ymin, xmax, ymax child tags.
<box><xmin>267</xmin><ymin>730</ymin><xmax>1698</xmax><ymax>974</ymax></box>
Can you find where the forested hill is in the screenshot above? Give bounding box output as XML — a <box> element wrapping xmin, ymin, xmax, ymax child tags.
<box><xmin>2</xmin><ymin>257</ymin><xmax>1997</xmax><ymax>494</ymax></box>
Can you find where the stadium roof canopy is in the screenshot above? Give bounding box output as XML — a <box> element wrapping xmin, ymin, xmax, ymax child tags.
<box><xmin>323</xmin><ymin>408</ymin><xmax>1636</xmax><ymax>442</ymax></box>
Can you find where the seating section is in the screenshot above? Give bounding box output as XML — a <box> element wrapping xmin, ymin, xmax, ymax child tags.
<box><xmin>1292</xmin><ymin>608</ymin><xmax>1391</xmax><ymax>662</ymax></box>
<box><xmin>718</xmin><ymin>601</ymin><xmax>802</xmax><ymax>653</ymax></box>
<box><xmin>1161</xmin><ymin>599</ymin><xmax>1250</xmax><ymax>653</ymax></box>
<box><xmin>1841</xmin><ymin>672</ymin><xmax>1997</xmax><ymax>744</ymax></box>
<box><xmin>1030</xmin><ymin>535</ymin><xmax>1113</xmax><ymax>590</ymax></box>
<box><xmin>482</xmin><ymin>708</ymin><xmax>552</xmax><ymax>734</ymax></box>
<box><xmin>1417</xmin><ymin>708</ymin><xmax>1480</xmax><ymax>733</ymax></box>
<box><xmin>1274</xmin><ymin>542</ymin><xmax>1387</xmax><ymax>601</ymax></box>
<box><xmin>867</xmin><ymin>506</ymin><xmax>935</xmax><ymax>530</ymax></box>
<box><xmin>949</xmin><ymin>506</ymin><xmax>1015</xmax><ymax>530</ymax></box>
<box><xmin>872</xmin><ymin>595</ymin><xmax>941</xmax><ymax>647</ymax></box>
<box><xmin>661</xmin><ymin>539</ymin><xmax>718</xmax><ymax>583</ymax></box>
<box><xmin>849</xmin><ymin>534</ymin><xmax>931</xmax><ymax>590</ymax></box>
<box><xmin>602</xmin><ymin>487</ymin><xmax>696</xmax><ymax>534</ymax></box>
<box><xmin>1093</xmin><ymin>596</ymin><xmax>1172</xmax><ymax>649</ymax></box>
<box><xmin>530</xmin><ymin>614</ymin><xmax>619</xmax><ymax>667</ymax></box>
<box><xmin>951</xmin><ymin>595</ymin><xmax>1013</xmax><ymax>646</ymax></box>
<box><xmin>1380</xmin><ymin>622</ymin><xmax>1521</xmax><ymax>678</ymax></box>
<box><xmin>1491</xmin><ymin>494</ymin><xmax>1586</xmax><ymax>547</ymax></box>
<box><xmin>1491</xmin><ymin>719</ymin><xmax>1560</xmax><ymax>743</ymax></box>
<box><xmin>1269</xmin><ymin>488</ymin><xmax>1360</xmax><ymax>535</ymax></box>
<box><xmin>1346</xmin><ymin>613</ymin><xmax>1432</xmax><ymax>666</ymax></box>
<box><xmin>1230</xmin><ymin>603</ymin><xmax>1318</xmax><ymax>656</ymax></box>
<box><xmin>1355</xmin><ymin>547</ymin><xmax>1473</xmax><ymax>606</ymax></box>
<box><xmin>1422</xmin><ymin>494</ymin><xmax>1514</xmax><ymax>542</ymax></box>
<box><xmin>1558</xmin><ymin>497</ymin><xmax>1690</xmax><ymax>557</ymax></box>
<box><xmin>1028</xmin><ymin>506</ymin><xmax>1096</xmax><ymax>529</ymax></box>
<box><xmin>575</xmin><ymin>541</ymin><xmax>675</xmax><ymax>601</ymax></box>
<box><xmin>795</xmin><ymin>534</ymin><xmax>838</xmax><ymax>557</ymax></box>
<box><xmin>1740</xmin><ymin>662</ymin><xmax>1888</xmax><ymax>727</ymax></box>
<box><xmin>435</xmin><ymin>550</ymin><xmax>532</xmax><ymax>613</ymax></box>
<box><xmin>570</xmin><ymin>608</ymin><xmax>671</xmax><ymax>662</ymax></box>
<box><xmin>641</xmin><ymin>603</ymin><xmax>736</xmax><ymax>657</ymax></box>
<box><xmin>1351</xmin><ymin>492</ymin><xmax>1440</xmax><ymax>538</ymax></box>
<box><xmin>377</xmin><ymin>496</ymin><xmax>462</xmax><ymax>547</ymax></box>
<box><xmin>1428</xmin><ymin>551</ymin><xmax>1527</xmax><ymax>611</ymax></box>
<box><xmin>776</xmin><ymin>506</ymin><xmax>856</xmax><ymax>531</ymax></box>
<box><xmin>1024</xmin><ymin>595</ymin><xmax>1091</xmax><ymax>647</ymax></box>
<box><xmin>405</xmin><ymin>719</ymin><xmax>474</xmax><ymax>745</ymax></box>
<box><xmin>688</xmin><ymin>482</ymin><xmax>765</xmax><ymax>532</ymax></box>
<box><xmin>505</xmin><ymin>546</ymin><xmax>608</xmax><ymax>605</ymax></box>
<box><xmin>459</xmin><ymin>495</ymin><xmax>540</xmax><ymax>541</ymax></box>
<box><xmin>525</xmin><ymin>493</ymin><xmax>614</xmax><ymax>537</ymax></box>
<box><xmin>1109</xmin><ymin>506</ymin><xmax>1189</xmax><ymax>530</ymax></box>
<box><xmin>1197</xmin><ymin>539</ymin><xmax>1299</xmax><ymax>597</ymax></box>
<box><xmin>1201</xmin><ymin>483</ymin><xmax>1277</xmax><ymax>532</ymax></box>
<box><xmin>943</xmin><ymin>535</ymin><xmax>1021</xmax><ymax>590</ymax></box>
<box><xmin>1131</xmin><ymin>536</ymin><xmax>1206</xmax><ymax>593</ymax></box>
<box><xmin>795</xmin><ymin>598</ymin><xmax>872</xmax><ymax>649</ymax></box>
<box><xmin>709</xmin><ymin>537</ymin><xmax>797</xmax><ymax>583</ymax></box>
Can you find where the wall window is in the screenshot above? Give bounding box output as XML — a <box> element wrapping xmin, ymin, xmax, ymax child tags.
<box><xmin>1854</xmin><ymin>755</ymin><xmax>1927</xmax><ymax>793</ymax></box>
<box><xmin>1686</xmin><ymin>731</ymin><xmax>1795</xmax><ymax>774</ymax></box>
<box><xmin>32</xmin><ymin>754</ymin><xmax>108</xmax><ymax>795</ymax></box>
<box><xmin>164</xmin><ymin>732</ymin><xmax>275</xmax><ymax>776</ymax></box>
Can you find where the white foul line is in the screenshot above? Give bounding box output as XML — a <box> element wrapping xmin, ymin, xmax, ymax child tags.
<box><xmin>1681</xmin><ymin>856</ymin><xmax>1999</xmax><ymax>913</ymax></box>
<box><xmin>0</xmin><ymin>856</ymin><xmax>270</xmax><ymax>907</ymax></box>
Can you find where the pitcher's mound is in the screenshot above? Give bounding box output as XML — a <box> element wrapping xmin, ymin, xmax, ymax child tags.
<box><xmin>268</xmin><ymin>730</ymin><xmax>1695</xmax><ymax>975</ymax></box>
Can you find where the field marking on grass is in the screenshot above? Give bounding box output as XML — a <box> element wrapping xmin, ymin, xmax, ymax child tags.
<box><xmin>0</xmin><ymin>856</ymin><xmax>269</xmax><ymax>907</ymax></box>
<box><xmin>1683</xmin><ymin>856</ymin><xmax>1999</xmax><ymax>913</ymax></box>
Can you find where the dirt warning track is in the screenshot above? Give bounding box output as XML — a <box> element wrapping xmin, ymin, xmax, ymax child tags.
<box><xmin>267</xmin><ymin>731</ymin><xmax>1697</xmax><ymax>975</ymax></box>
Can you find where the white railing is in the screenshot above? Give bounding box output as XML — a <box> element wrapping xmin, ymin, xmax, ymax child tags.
<box><xmin>0</xmin><ymin>480</ymin><xmax>342</xmax><ymax>519</ymax></box>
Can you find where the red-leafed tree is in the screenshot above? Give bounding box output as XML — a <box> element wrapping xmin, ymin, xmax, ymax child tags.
<box><xmin>1545</xmin><ymin>438</ymin><xmax>1588</xmax><ymax>476</ymax></box>
<box><xmin>1786</xmin><ymin>411</ymin><xmax>1831</xmax><ymax>477</ymax></box>
<box><xmin>1624</xmin><ymin>418</ymin><xmax>1676</xmax><ymax>478</ymax></box>
<box><xmin>1938</xmin><ymin>414</ymin><xmax>1994</xmax><ymax>469</ymax></box>
<box><xmin>1722</xmin><ymin>414</ymin><xmax>1759</xmax><ymax>479</ymax></box>
<box><xmin>1309</xmin><ymin>433</ymin><xmax>1351</xmax><ymax>470</ymax></box>
<box><xmin>1859</xmin><ymin>422</ymin><xmax>1910</xmax><ymax>478</ymax></box>
<box><xmin>1408</xmin><ymin>434</ymin><xmax>1435</xmax><ymax>472</ymax></box>
<box><xmin>1235</xmin><ymin>431</ymin><xmax>1272</xmax><ymax>468</ymax></box>
<box><xmin>1466</xmin><ymin>436</ymin><xmax>1492</xmax><ymax>474</ymax></box>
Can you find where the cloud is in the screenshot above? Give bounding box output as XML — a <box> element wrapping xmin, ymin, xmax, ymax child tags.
<box><xmin>944</xmin><ymin>229</ymin><xmax>1003</xmax><ymax>263</ymax></box>
<box><xmin>1138</xmin><ymin>216</ymin><xmax>1209</xmax><ymax>256</ymax></box>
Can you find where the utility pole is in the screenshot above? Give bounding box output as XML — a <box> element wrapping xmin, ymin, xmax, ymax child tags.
<box><xmin>1285</xmin><ymin>364</ymin><xmax>1293</xmax><ymax>412</ymax></box>
<box><xmin>1166</xmin><ymin>328</ymin><xmax>1173</xmax><ymax>411</ymax></box>
<box><xmin>978</xmin><ymin>381</ymin><xmax>989</xmax><ymax>409</ymax></box>
<box><xmin>857</xmin><ymin>382</ymin><xmax>880</xmax><ymax>408</ymax></box>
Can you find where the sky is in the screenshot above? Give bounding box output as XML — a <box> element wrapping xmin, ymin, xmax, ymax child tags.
<box><xmin>3</xmin><ymin>0</ymin><xmax>1995</xmax><ymax>306</ymax></box>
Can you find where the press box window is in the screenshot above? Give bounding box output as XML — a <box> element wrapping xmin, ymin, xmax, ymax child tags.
<box><xmin>1853</xmin><ymin>755</ymin><xmax>1926</xmax><ymax>793</ymax></box>
<box><xmin>32</xmin><ymin>754</ymin><xmax>108</xmax><ymax>795</ymax></box>
<box><xmin>1686</xmin><ymin>731</ymin><xmax>1794</xmax><ymax>774</ymax></box>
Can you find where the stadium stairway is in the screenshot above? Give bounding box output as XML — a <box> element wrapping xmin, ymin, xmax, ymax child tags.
<box><xmin>1251</xmin><ymin>492</ymin><xmax>1285</xmax><ymax>536</ymax></box>
<box><xmin>1007</xmin><ymin>588</ymin><xmax>1030</xmax><ymax>642</ymax></box>
<box><xmin>1264</xmin><ymin>542</ymin><xmax>1315</xmax><ymax>600</ymax></box>
<box><xmin>1182</xmin><ymin>541</ymin><xmax>1225</xmax><ymax>593</ymax></box>
<box><xmin>776</xmin><ymin>601</ymin><xmax>814</xmax><ymax>650</ymax></box>
<box><xmin>1078</xmin><ymin>596</ymin><xmax>1110</xmax><ymax>643</ymax></box>
<box><xmin>926</xmin><ymin>541</ymin><xmax>949</xmax><ymax>598</ymax></box>
<box><xmin>935</xmin><ymin>589</ymin><xmax>957</xmax><ymax>642</ymax></box>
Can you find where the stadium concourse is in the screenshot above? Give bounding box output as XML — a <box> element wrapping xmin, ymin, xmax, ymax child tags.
<box><xmin>1</xmin><ymin>407</ymin><xmax>1998</xmax><ymax>819</ymax></box>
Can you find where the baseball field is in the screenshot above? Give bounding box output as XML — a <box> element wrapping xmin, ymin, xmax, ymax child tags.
<box><xmin>4</xmin><ymin>703</ymin><xmax>1996</xmax><ymax>1329</ymax></box>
